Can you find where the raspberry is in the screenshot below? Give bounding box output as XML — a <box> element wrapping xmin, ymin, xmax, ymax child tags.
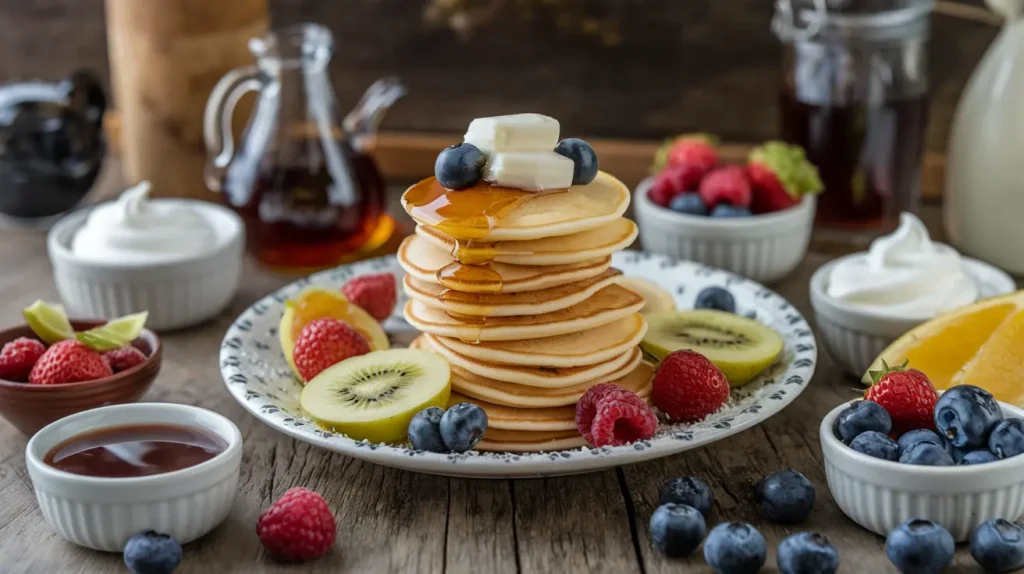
<box><xmin>865</xmin><ymin>361</ymin><xmax>939</xmax><ymax>436</ymax></box>
<box><xmin>587</xmin><ymin>389</ymin><xmax>658</xmax><ymax>447</ymax></box>
<box><xmin>29</xmin><ymin>339</ymin><xmax>113</xmax><ymax>384</ymax></box>
<box><xmin>103</xmin><ymin>346</ymin><xmax>147</xmax><ymax>373</ymax></box>
<box><xmin>575</xmin><ymin>383</ymin><xmax>626</xmax><ymax>443</ymax></box>
<box><xmin>257</xmin><ymin>487</ymin><xmax>336</xmax><ymax>562</ymax></box>
<box><xmin>293</xmin><ymin>318</ymin><xmax>371</xmax><ymax>381</ymax></box>
<box><xmin>341</xmin><ymin>273</ymin><xmax>397</xmax><ymax>322</ymax></box>
<box><xmin>0</xmin><ymin>337</ymin><xmax>46</xmax><ymax>381</ymax></box>
<box><xmin>699</xmin><ymin>166</ymin><xmax>752</xmax><ymax>209</ymax></box>
<box><xmin>652</xmin><ymin>350</ymin><xmax>730</xmax><ymax>423</ymax></box>
<box><xmin>648</xmin><ymin>164</ymin><xmax>704</xmax><ymax>207</ymax></box>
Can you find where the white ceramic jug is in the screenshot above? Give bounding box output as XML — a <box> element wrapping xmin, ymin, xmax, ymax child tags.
<box><xmin>945</xmin><ymin>0</ymin><xmax>1024</xmax><ymax>274</ymax></box>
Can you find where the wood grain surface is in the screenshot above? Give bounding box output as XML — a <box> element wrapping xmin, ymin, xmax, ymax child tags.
<box><xmin>0</xmin><ymin>159</ymin><xmax>1012</xmax><ymax>573</ymax></box>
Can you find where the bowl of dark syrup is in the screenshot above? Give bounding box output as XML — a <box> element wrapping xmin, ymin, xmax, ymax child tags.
<box><xmin>25</xmin><ymin>403</ymin><xmax>242</xmax><ymax>552</ymax></box>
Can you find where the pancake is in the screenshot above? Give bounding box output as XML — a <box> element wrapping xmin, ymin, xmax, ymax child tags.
<box><xmin>401</xmin><ymin>171</ymin><xmax>630</xmax><ymax>241</ymax></box>
<box><xmin>416</xmin><ymin>218</ymin><xmax>638</xmax><ymax>266</ymax></box>
<box><xmin>449</xmin><ymin>391</ymin><xmax>653</xmax><ymax>432</ymax></box>
<box><xmin>404</xmin><ymin>284</ymin><xmax>644</xmax><ymax>342</ymax></box>
<box><xmin>475</xmin><ymin>428</ymin><xmax>588</xmax><ymax>453</ymax></box>
<box><xmin>432</xmin><ymin>313</ymin><xmax>648</xmax><ymax>368</ymax></box>
<box><xmin>403</xmin><ymin>269</ymin><xmax>622</xmax><ymax>317</ymax></box>
<box><xmin>424</xmin><ymin>333</ymin><xmax>641</xmax><ymax>387</ymax></box>
<box><xmin>398</xmin><ymin>234</ymin><xmax>612</xmax><ymax>293</ymax></box>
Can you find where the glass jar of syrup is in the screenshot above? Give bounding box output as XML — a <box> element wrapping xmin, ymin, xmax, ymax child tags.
<box><xmin>204</xmin><ymin>24</ymin><xmax>405</xmax><ymax>271</ymax></box>
<box><xmin>774</xmin><ymin>0</ymin><xmax>932</xmax><ymax>234</ymax></box>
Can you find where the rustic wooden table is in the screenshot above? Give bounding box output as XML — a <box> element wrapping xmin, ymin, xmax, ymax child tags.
<box><xmin>0</xmin><ymin>163</ymin><xmax>1008</xmax><ymax>573</ymax></box>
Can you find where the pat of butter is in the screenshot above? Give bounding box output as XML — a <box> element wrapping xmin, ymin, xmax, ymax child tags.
<box><xmin>464</xmin><ymin>113</ymin><xmax>559</xmax><ymax>154</ymax></box>
<box><xmin>482</xmin><ymin>152</ymin><xmax>574</xmax><ymax>191</ymax></box>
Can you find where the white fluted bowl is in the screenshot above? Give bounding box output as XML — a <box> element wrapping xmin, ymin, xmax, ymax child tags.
<box><xmin>821</xmin><ymin>399</ymin><xmax>1024</xmax><ymax>542</ymax></box>
<box><xmin>633</xmin><ymin>177</ymin><xmax>815</xmax><ymax>284</ymax></box>
<box><xmin>25</xmin><ymin>403</ymin><xmax>242</xmax><ymax>552</ymax></box>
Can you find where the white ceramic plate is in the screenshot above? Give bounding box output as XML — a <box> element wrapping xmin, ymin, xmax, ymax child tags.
<box><xmin>220</xmin><ymin>251</ymin><xmax>818</xmax><ymax>478</ymax></box>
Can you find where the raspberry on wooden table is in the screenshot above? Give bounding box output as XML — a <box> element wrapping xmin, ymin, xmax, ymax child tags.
<box><xmin>341</xmin><ymin>273</ymin><xmax>397</xmax><ymax>322</ymax></box>
<box><xmin>292</xmin><ymin>318</ymin><xmax>371</xmax><ymax>382</ymax></box>
<box><xmin>0</xmin><ymin>337</ymin><xmax>46</xmax><ymax>381</ymax></box>
<box><xmin>29</xmin><ymin>340</ymin><xmax>112</xmax><ymax>384</ymax></box>
<box><xmin>257</xmin><ymin>487</ymin><xmax>336</xmax><ymax>562</ymax></box>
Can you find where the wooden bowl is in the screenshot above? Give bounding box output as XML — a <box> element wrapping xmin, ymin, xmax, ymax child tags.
<box><xmin>0</xmin><ymin>320</ymin><xmax>162</xmax><ymax>436</ymax></box>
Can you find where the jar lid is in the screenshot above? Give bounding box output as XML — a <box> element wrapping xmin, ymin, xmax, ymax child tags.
<box><xmin>773</xmin><ymin>0</ymin><xmax>934</xmax><ymax>42</ymax></box>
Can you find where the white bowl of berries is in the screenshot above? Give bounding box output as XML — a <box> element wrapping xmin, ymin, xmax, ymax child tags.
<box><xmin>634</xmin><ymin>139</ymin><xmax>822</xmax><ymax>284</ymax></box>
<box><xmin>821</xmin><ymin>373</ymin><xmax>1024</xmax><ymax>542</ymax></box>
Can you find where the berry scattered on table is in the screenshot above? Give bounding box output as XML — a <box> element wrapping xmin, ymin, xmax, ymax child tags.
<box><xmin>710</xmin><ymin>204</ymin><xmax>753</xmax><ymax>218</ymax></box>
<box><xmin>776</xmin><ymin>532</ymin><xmax>839</xmax><ymax>574</ymax></box>
<box><xmin>651</xmin><ymin>350</ymin><xmax>729</xmax><ymax>423</ymax></box>
<box><xmin>435</xmin><ymin>142</ymin><xmax>486</xmax><ymax>190</ymax></box>
<box><xmin>988</xmin><ymin>418</ymin><xmax>1024</xmax><ymax>459</ymax></box>
<box><xmin>754</xmin><ymin>469</ymin><xmax>815</xmax><ymax>523</ymax></box>
<box><xmin>746</xmin><ymin>141</ymin><xmax>823</xmax><ymax>214</ymax></box>
<box><xmin>103</xmin><ymin>345</ymin><xmax>147</xmax><ymax>373</ymax></box>
<box><xmin>865</xmin><ymin>361</ymin><xmax>939</xmax><ymax>436</ymax></box>
<box><xmin>658</xmin><ymin>477</ymin><xmax>713</xmax><ymax>518</ymax></box>
<box><xmin>649</xmin><ymin>503</ymin><xmax>707</xmax><ymax>558</ymax></box>
<box><xmin>408</xmin><ymin>406</ymin><xmax>448</xmax><ymax>453</ymax></box>
<box><xmin>648</xmin><ymin>163</ymin><xmax>704</xmax><ymax>207</ymax></box>
<box><xmin>970</xmin><ymin>519</ymin><xmax>1024</xmax><ymax>573</ymax></box>
<box><xmin>699</xmin><ymin>166</ymin><xmax>751</xmax><ymax>209</ymax></box>
<box><xmin>123</xmin><ymin>530</ymin><xmax>182</xmax><ymax>574</ymax></box>
<box><xmin>898</xmin><ymin>441</ymin><xmax>955</xmax><ymax>467</ymax></box>
<box><xmin>0</xmin><ymin>336</ymin><xmax>45</xmax><ymax>381</ymax></box>
<box><xmin>961</xmin><ymin>449</ymin><xmax>1000</xmax><ymax>465</ymax></box>
<box><xmin>834</xmin><ymin>401</ymin><xmax>892</xmax><ymax>444</ymax></box>
<box><xmin>849</xmin><ymin>430</ymin><xmax>899</xmax><ymax>461</ymax></box>
<box><xmin>554</xmin><ymin>138</ymin><xmax>599</xmax><ymax>186</ymax></box>
<box><xmin>257</xmin><ymin>487</ymin><xmax>336</xmax><ymax>562</ymax></box>
<box><xmin>934</xmin><ymin>384</ymin><xmax>1002</xmax><ymax>449</ymax></box>
<box><xmin>584</xmin><ymin>387</ymin><xmax>658</xmax><ymax>447</ymax></box>
<box><xmin>292</xmin><ymin>318</ymin><xmax>371</xmax><ymax>382</ymax></box>
<box><xmin>694</xmin><ymin>286</ymin><xmax>736</xmax><ymax>314</ymax></box>
<box><xmin>341</xmin><ymin>273</ymin><xmax>397</xmax><ymax>322</ymax></box>
<box><xmin>885</xmin><ymin>519</ymin><xmax>955</xmax><ymax>574</ymax></box>
<box><xmin>439</xmin><ymin>402</ymin><xmax>488</xmax><ymax>453</ymax></box>
<box><xmin>29</xmin><ymin>339</ymin><xmax>112</xmax><ymax>384</ymax></box>
<box><xmin>896</xmin><ymin>428</ymin><xmax>944</xmax><ymax>453</ymax></box>
<box><xmin>703</xmin><ymin>521</ymin><xmax>767</xmax><ymax>574</ymax></box>
<box><xmin>668</xmin><ymin>193</ymin><xmax>708</xmax><ymax>216</ymax></box>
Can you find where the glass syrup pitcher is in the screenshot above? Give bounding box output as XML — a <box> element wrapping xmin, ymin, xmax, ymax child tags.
<box><xmin>204</xmin><ymin>23</ymin><xmax>405</xmax><ymax>271</ymax></box>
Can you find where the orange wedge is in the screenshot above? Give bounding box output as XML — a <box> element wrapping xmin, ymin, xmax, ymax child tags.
<box><xmin>862</xmin><ymin>290</ymin><xmax>1024</xmax><ymax>405</ymax></box>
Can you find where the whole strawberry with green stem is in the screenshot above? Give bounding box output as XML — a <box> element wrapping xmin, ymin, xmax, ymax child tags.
<box><xmin>746</xmin><ymin>142</ymin><xmax>823</xmax><ymax>214</ymax></box>
<box><xmin>865</xmin><ymin>360</ymin><xmax>939</xmax><ymax>437</ymax></box>
<box><xmin>651</xmin><ymin>133</ymin><xmax>719</xmax><ymax>176</ymax></box>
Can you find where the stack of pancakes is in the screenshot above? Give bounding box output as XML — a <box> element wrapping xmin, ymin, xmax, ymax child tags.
<box><xmin>400</xmin><ymin>172</ymin><xmax>652</xmax><ymax>452</ymax></box>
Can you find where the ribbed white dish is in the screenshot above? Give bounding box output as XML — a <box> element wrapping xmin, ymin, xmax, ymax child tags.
<box><xmin>25</xmin><ymin>403</ymin><xmax>242</xmax><ymax>552</ymax></box>
<box><xmin>633</xmin><ymin>177</ymin><xmax>815</xmax><ymax>284</ymax></box>
<box><xmin>47</xmin><ymin>200</ymin><xmax>245</xmax><ymax>331</ymax></box>
<box><xmin>821</xmin><ymin>400</ymin><xmax>1024</xmax><ymax>542</ymax></box>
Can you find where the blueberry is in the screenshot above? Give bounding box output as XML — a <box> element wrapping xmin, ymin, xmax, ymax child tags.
<box><xmin>961</xmin><ymin>449</ymin><xmax>1000</xmax><ymax>465</ymax></box>
<box><xmin>971</xmin><ymin>519</ymin><xmax>1024</xmax><ymax>573</ymax></box>
<box><xmin>934</xmin><ymin>384</ymin><xmax>1003</xmax><ymax>449</ymax></box>
<box><xmin>658</xmin><ymin>477</ymin><xmax>713</xmax><ymax>517</ymax></box>
<box><xmin>668</xmin><ymin>193</ymin><xmax>708</xmax><ymax>216</ymax></box>
<box><xmin>989</xmin><ymin>418</ymin><xmax>1024</xmax><ymax>459</ymax></box>
<box><xmin>408</xmin><ymin>406</ymin><xmax>447</xmax><ymax>452</ymax></box>
<box><xmin>703</xmin><ymin>522</ymin><xmax>767</xmax><ymax>574</ymax></box>
<box><xmin>710</xmin><ymin>204</ymin><xmax>752</xmax><ymax>218</ymax></box>
<box><xmin>896</xmin><ymin>429</ymin><xmax>944</xmax><ymax>452</ymax></box>
<box><xmin>694</xmin><ymin>286</ymin><xmax>736</xmax><ymax>314</ymax></box>
<box><xmin>123</xmin><ymin>530</ymin><xmax>182</xmax><ymax>574</ymax></box>
<box><xmin>834</xmin><ymin>401</ymin><xmax>892</xmax><ymax>444</ymax></box>
<box><xmin>777</xmin><ymin>532</ymin><xmax>839</xmax><ymax>574</ymax></box>
<box><xmin>849</xmin><ymin>430</ymin><xmax>899</xmax><ymax>461</ymax></box>
<box><xmin>439</xmin><ymin>402</ymin><xmax>488</xmax><ymax>453</ymax></box>
<box><xmin>649</xmin><ymin>503</ymin><xmax>707</xmax><ymax>558</ymax></box>
<box><xmin>435</xmin><ymin>142</ymin><xmax>486</xmax><ymax>189</ymax></box>
<box><xmin>885</xmin><ymin>519</ymin><xmax>955</xmax><ymax>574</ymax></box>
<box><xmin>554</xmin><ymin>138</ymin><xmax>599</xmax><ymax>185</ymax></box>
<box><xmin>899</xmin><ymin>442</ymin><xmax>955</xmax><ymax>466</ymax></box>
<box><xmin>754</xmin><ymin>469</ymin><xmax>815</xmax><ymax>523</ymax></box>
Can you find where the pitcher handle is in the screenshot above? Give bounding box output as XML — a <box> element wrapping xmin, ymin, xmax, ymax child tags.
<box><xmin>203</xmin><ymin>66</ymin><xmax>263</xmax><ymax>192</ymax></box>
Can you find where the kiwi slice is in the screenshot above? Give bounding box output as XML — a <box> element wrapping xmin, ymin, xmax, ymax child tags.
<box><xmin>22</xmin><ymin>300</ymin><xmax>74</xmax><ymax>344</ymax></box>
<box><xmin>641</xmin><ymin>309</ymin><xmax>784</xmax><ymax>387</ymax></box>
<box><xmin>300</xmin><ymin>348</ymin><xmax>451</xmax><ymax>444</ymax></box>
<box><xmin>77</xmin><ymin>312</ymin><xmax>149</xmax><ymax>352</ymax></box>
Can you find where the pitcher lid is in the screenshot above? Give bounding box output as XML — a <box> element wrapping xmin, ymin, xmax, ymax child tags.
<box><xmin>774</xmin><ymin>0</ymin><xmax>935</xmax><ymax>42</ymax></box>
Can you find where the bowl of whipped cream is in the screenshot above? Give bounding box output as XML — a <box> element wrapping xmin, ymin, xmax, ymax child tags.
<box><xmin>810</xmin><ymin>212</ymin><xmax>1016</xmax><ymax>377</ymax></box>
<box><xmin>47</xmin><ymin>182</ymin><xmax>244</xmax><ymax>331</ymax></box>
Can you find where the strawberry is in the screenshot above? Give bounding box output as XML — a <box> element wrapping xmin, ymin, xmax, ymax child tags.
<box><xmin>865</xmin><ymin>360</ymin><xmax>939</xmax><ymax>437</ymax></box>
<box><xmin>292</xmin><ymin>318</ymin><xmax>371</xmax><ymax>381</ymax></box>
<box><xmin>698</xmin><ymin>166</ymin><xmax>752</xmax><ymax>209</ymax></box>
<box><xmin>746</xmin><ymin>141</ymin><xmax>823</xmax><ymax>214</ymax></box>
<box><xmin>0</xmin><ymin>337</ymin><xmax>46</xmax><ymax>382</ymax></box>
<box><xmin>29</xmin><ymin>339</ymin><xmax>113</xmax><ymax>384</ymax></box>
<box><xmin>647</xmin><ymin>163</ymin><xmax>704</xmax><ymax>207</ymax></box>
<box><xmin>103</xmin><ymin>346</ymin><xmax>147</xmax><ymax>373</ymax></box>
<box><xmin>341</xmin><ymin>273</ymin><xmax>396</xmax><ymax>322</ymax></box>
<box><xmin>658</xmin><ymin>134</ymin><xmax>719</xmax><ymax>174</ymax></box>
<box><xmin>652</xmin><ymin>350</ymin><xmax>730</xmax><ymax>422</ymax></box>
<box><xmin>257</xmin><ymin>487</ymin><xmax>336</xmax><ymax>562</ymax></box>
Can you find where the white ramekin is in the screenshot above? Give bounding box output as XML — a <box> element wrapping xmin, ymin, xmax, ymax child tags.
<box><xmin>821</xmin><ymin>399</ymin><xmax>1024</xmax><ymax>542</ymax></box>
<box><xmin>25</xmin><ymin>403</ymin><xmax>242</xmax><ymax>552</ymax></box>
<box><xmin>47</xmin><ymin>200</ymin><xmax>245</xmax><ymax>331</ymax></box>
<box><xmin>809</xmin><ymin>255</ymin><xmax>1016</xmax><ymax>377</ymax></box>
<box><xmin>633</xmin><ymin>177</ymin><xmax>815</xmax><ymax>284</ymax></box>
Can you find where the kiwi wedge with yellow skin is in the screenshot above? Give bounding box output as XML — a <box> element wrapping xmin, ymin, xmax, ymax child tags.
<box><xmin>641</xmin><ymin>309</ymin><xmax>783</xmax><ymax>387</ymax></box>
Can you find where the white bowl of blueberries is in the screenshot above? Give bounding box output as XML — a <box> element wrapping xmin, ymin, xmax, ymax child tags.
<box><xmin>821</xmin><ymin>383</ymin><xmax>1024</xmax><ymax>548</ymax></box>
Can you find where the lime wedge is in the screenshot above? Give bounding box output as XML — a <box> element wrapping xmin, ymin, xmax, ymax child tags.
<box><xmin>76</xmin><ymin>311</ymin><xmax>148</xmax><ymax>352</ymax></box>
<box><xmin>22</xmin><ymin>300</ymin><xmax>74</xmax><ymax>345</ymax></box>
